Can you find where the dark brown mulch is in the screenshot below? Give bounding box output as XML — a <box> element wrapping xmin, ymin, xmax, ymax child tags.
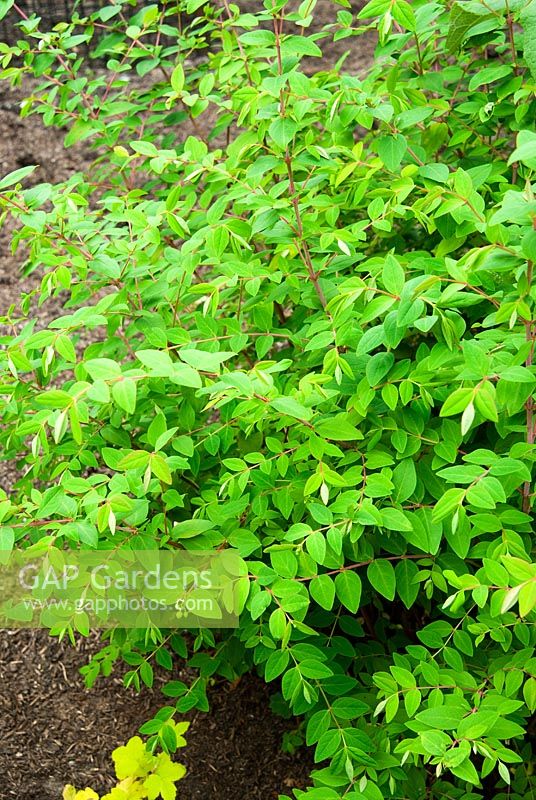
<box><xmin>0</xmin><ymin>629</ymin><xmax>313</xmax><ymax>800</ymax></box>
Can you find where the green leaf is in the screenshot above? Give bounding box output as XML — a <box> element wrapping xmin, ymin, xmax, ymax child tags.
<box><xmin>315</xmin><ymin>728</ymin><xmax>341</xmax><ymax>761</ymax></box>
<box><xmin>316</xmin><ymin>416</ymin><xmax>363</xmax><ymax>441</ymax></box>
<box><xmin>112</xmin><ymin>378</ymin><xmax>137</xmax><ymax>415</ymax></box>
<box><xmin>310</xmin><ymin>574</ymin><xmax>335</xmax><ymax>610</ymax></box>
<box><xmin>271</xmin><ymin>550</ymin><xmax>298</xmax><ymax>579</ymax></box>
<box><xmin>446</xmin><ymin>2</ymin><xmax>492</xmax><ymax>53</ymax></box>
<box><xmin>357</xmin><ymin>0</ymin><xmax>391</xmax><ymax>18</ymax></box>
<box><xmin>391</xmin><ymin>666</ymin><xmax>416</xmax><ymax>688</ymax></box>
<box><xmin>34</xmin><ymin>389</ymin><xmax>72</xmax><ymax>409</ymax></box>
<box><xmin>0</xmin><ymin>527</ymin><xmax>14</xmax><ymax>563</ymax></box>
<box><xmin>331</xmin><ymin>697</ymin><xmax>368</xmax><ymax>719</ymax></box>
<box><xmin>366</xmin><ymin>352</ymin><xmax>394</xmax><ymax>386</ymax></box>
<box><xmin>205</xmin><ymin>227</ymin><xmax>229</xmax><ymax>258</ymax></box>
<box><xmin>382</xmin><ymin>255</ymin><xmax>405</xmax><ymax>295</ymax></box>
<box><xmin>498</xmin><ymin>762</ymin><xmax>511</xmax><ymax>786</ymax></box>
<box><xmin>118</xmin><ymin>450</ymin><xmax>151</xmax><ymax>470</ymax></box>
<box><xmin>381</xmin><ymin>507</ymin><xmax>413</xmax><ymax>532</ymax></box>
<box><xmin>376</xmin><ymin>134</ymin><xmax>407</xmax><ymax>171</ymax></box>
<box><xmin>404</xmin><ymin>688</ymin><xmax>422</xmax><ymax>718</ymax></box>
<box><xmin>420</xmin><ymin>730</ymin><xmax>451</xmax><ymax>756</ymax></box>
<box><xmin>358</xmin><ymin>325</ymin><xmax>385</xmax><ymax>355</ymax></box>
<box><xmin>162</xmin><ymin>681</ymin><xmax>187</xmax><ymax>698</ymax></box>
<box><xmin>419</xmin><ymin>163</ymin><xmax>450</xmax><ymax>183</ymax></box>
<box><xmin>432</xmin><ymin>488</ymin><xmax>465</xmax><ymax>522</ymax></box>
<box><xmin>466</xmin><ymin>481</ymin><xmax>498</xmax><ymax>510</ymax></box>
<box><xmin>169</xmin><ymin>365</ymin><xmax>202</xmax><ymax>388</ymax></box>
<box><xmin>440</xmin><ymin>388</ymin><xmax>473</xmax><ymax>417</ymax></box>
<box><xmin>239</xmin><ymin>30</ymin><xmax>276</xmax><ymax>46</ymax></box>
<box><xmin>251</xmin><ymin>591</ymin><xmax>272</xmax><ymax>620</ymax></box>
<box><xmin>87</xmin><ymin>380</ymin><xmax>111</xmax><ymax>404</ymax></box>
<box><xmin>282</xmin><ymin>35</ymin><xmax>322</xmax><ymax>57</ymax></box>
<box><xmin>508</xmin><ymin>130</ymin><xmax>536</xmax><ymax>169</ymax></box>
<box><xmin>306</xmin><ymin>709</ymin><xmax>331</xmax><ymax>745</ymax></box>
<box><xmin>521</xmin><ymin>229</ymin><xmax>536</xmax><ymax>262</ymax></box>
<box><xmin>54</xmin><ymin>334</ymin><xmax>77</xmax><ymax>363</ymax></box>
<box><xmin>523</xmin><ymin>677</ymin><xmax>536</xmax><ymax>712</ymax></box>
<box><xmin>270</xmin><ymin>396</ymin><xmax>312</xmax><ymax>421</ymax></box>
<box><xmin>151</xmin><ymin>453</ymin><xmax>172</xmax><ymax>483</ymax></box>
<box><xmin>450</xmin><ymin>757</ymin><xmax>480</xmax><ymax>785</ymax></box>
<box><xmin>392</xmin><ymin>0</ymin><xmax>415</xmax><ymax>30</ymax></box>
<box><xmin>179</xmin><ymin>349</ymin><xmax>233</xmax><ymax>372</ymax></box>
<box><xmin>367</xmin><ymin>559</ymin><xmax>396</xmax><ymax>600</ymax></box>
<box><xmin>334</xmin><ymin>570</ymin><xmax>362</xmax><ymax>613</ymax></box>
<box><xmin>392</xmin><ymin>460</ymin><xmax>417</xmax><ymax>503</ymax></box>
<box><xmin>461</xmin><ymin>402</ymin><xmax>475</xmax><ymax>435</ymax></box>
<box><xmin>0</xmin><ymin>0</ymin><xmax>14</xmax><ymax>21</ymax></box>
<box><xmin>268</xmin><ymin>118</ymin><xmax>298</xmax><ymax>149</ymax></box>
<box><xmin>171</xmin><ymin>519</ymin><xmax>215</xmax><ymax>539</ymax></box>
<box><xmin>306</xmin><ymin>531</ymin><xmax>327</xmax><ymax>564</ymax></box>
<box><xmin>457</xmin><ymin>710</ymin><xmax>498</xmax><ymax>740</ymax></box>
<box><xmin>136</xmin><ymin>349</ymin><xmax>174</xmax><ymax>376</ymax></box>
<box><xmin>171</xmin><ymin>63</ymin><xmax>185</xmax><ymax>93</ymax></box>
<box><xmin>2</xmin><ymin>2</ymin><xmax>536</xmax><ymax>788</ymax></box>
<box><xmin>265</xmin><ymin>649</ymin><xmax>290</xmax><ymax>681</ymax></box>
<box><xmin>0</xmin><ymin>164</ymin><xmax>36</xmax><ymax>190</ymax></box>
<box><xmin>522</xmin><ymin>2</ymin><xmax>536</xmax><ymax>79</ymax></box>
<box><xmin>85</xmin><ymin>358</ymin><xmax>122</xmax><ymax>380</ymax></box>
<box><xmin>269</xmin><ymin>608</ymin><xmax>287</xmax><ymax>639</ymax></box>
<box><xmin>468</xmin><ymin>64</ymin><xmax>512</xmax><ymax>91</ymax></box>
<box><xmin>395</xmin><ymin>559</ymin><xmax>419</xmax><ymax>609</ymax></box>
<box><xmin>519</xmin><ymin>581</ymin><xmax>536</xmax><ymax>617</ymax></box>
<box><xmin>416</xmin><ymin>706</ymin><xmax>463</xmax><ymax>730</ymax></box>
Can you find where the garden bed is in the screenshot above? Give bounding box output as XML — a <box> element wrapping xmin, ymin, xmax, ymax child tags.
<box><xmin>0</xmin><ymin>630</ymin><xmax>313</xmax><ymax>799</ymax></box>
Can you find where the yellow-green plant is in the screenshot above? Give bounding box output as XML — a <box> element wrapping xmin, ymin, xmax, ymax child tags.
<box><xmin>63</xmin><ymin>723</ymin><xmax>188</xmax><ymax>800</ymax></box>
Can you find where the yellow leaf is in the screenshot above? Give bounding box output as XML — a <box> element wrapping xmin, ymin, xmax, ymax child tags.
<box><xmin>62</xmin><ymin>787</ymin><xmax>99</xmax><ymax>800</ymax></box>
<box><xmin>112</xmin><ymin>736</ymin><xmax>154</xmax><ymax>781</ymax></box>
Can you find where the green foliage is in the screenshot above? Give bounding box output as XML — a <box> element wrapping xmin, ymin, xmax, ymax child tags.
<box><xmin>0</xmin><ymin>0</ymin><xmax>536</xmax><ymax>797</ymax></box>
<box><xmin>63</xmin><ymin>724</ymin><xmax>188</xmax><ymax>800</ymax></box>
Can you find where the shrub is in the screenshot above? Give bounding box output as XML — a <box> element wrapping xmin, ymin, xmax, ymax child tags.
<box><xmin>1</xmin><ymin>0</ymin><xmax>536</xmax><ymax>797</ymax></box>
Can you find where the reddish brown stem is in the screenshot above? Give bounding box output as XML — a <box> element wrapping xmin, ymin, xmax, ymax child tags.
<box><xmin>284</xmin><ymin>152</ymin><xmax>327</xmax><ymax>307</ymax></box>
<box><xmin>505</xmin><ymin>1</ymin><xmax>519</xmax><ymax>76</ymax></box>
<box><xmin>12</xmin><ymin>3</ymin><xmax>29</xmax><ymax>19</ymax></box>
<box><xmin>271</xmin><ymin>11</ymin><xmax>326</xmax><ymax>309</ymax></box>
<box><xmin>221</xmin><ymin>0</ymin><xmax>253</xmax><ymax>85</ymax></box>
<box><xmin>296</xmin><ymin>553</ymin><xmax>430</xmax><ymax>582</ymax></box>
